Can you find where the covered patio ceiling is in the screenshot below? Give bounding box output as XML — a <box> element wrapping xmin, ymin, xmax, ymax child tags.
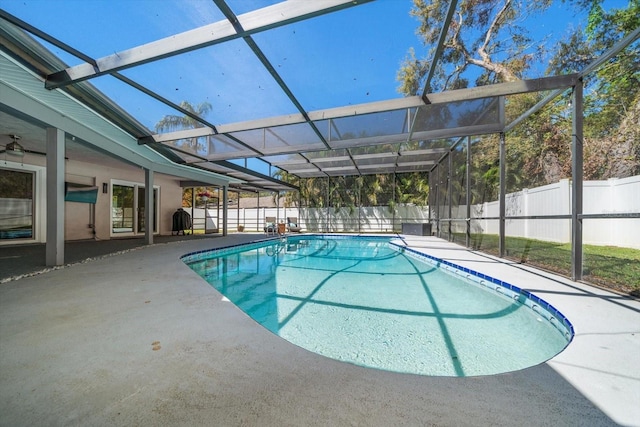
<box><xmin>0</xmin><ymin>0</ymin><xmax>585</xmax><ymax>190</ymax></box>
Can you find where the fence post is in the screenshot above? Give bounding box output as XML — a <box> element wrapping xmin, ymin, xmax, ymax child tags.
<box><xmin>523</xmin><ymin>188</ymin><xmax>529</xmax><ymax>239</ymax></box>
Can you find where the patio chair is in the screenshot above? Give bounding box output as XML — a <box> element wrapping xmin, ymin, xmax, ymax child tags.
<box><xmin>264</xmin><ymin>216</ymin><xmax>277</xmax><ymax>235</ymax></box>
<box><xmin>287</xmin><ymin>217</ymin><xmax>301</xmax><ymax>233</ymax></box>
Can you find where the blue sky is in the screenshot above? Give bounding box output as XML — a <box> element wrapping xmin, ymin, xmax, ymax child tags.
<box><xmin>2</xmin><ymin>0</ymin><xmax>428</xmax><ymax>129</ymax></box>
<box><xmin>0</xmin><ymin>0</ymin><xmax>627</xmax><ymax>132</ymax></box>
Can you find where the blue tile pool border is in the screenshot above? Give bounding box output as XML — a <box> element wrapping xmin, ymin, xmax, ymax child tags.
<box><xmin>181</xmin><ymin>238</ymin><xmax>278</xmax><ymax>264</ymax></box>
<box><xmin>388</xmin><ymin>241</ymin><xmax>575</xmax><ymax>342</ymax></box>
<box><xmin>180</xmin><ymin>234</ymin><xmax>391</xmax><ymax>264</ymax></box>
<box><xmin>181</xmin><ymin>234</ymin><xmax>574</xmax><ymax>343</ymax></box>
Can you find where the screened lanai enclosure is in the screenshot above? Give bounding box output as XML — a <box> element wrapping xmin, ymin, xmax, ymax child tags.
<box><xmin>1</xmin><ymin>0</ymin><xmax>638</xmax><ymax>292</ymax></box>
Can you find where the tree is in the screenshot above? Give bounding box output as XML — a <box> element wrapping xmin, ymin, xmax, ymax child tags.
<box><xmin>548</xmin><ymin>0</ymin><xmax>640</xmax><ymax>179</ymax></box>
<box><xmin>397</xmin><ymin>0</ymin><xmax>562</xmax><ymax>190</ymax></box>
<box><xmin>398</xmin><ymin>0</ymin><xmax>550</xmax><ymax>95</ymax></box>
<box><xmin>275</xmin><ymin>170</ymin><xmax>430</xmax><ymax>211</ymax></box>
<box><xmin>278</xmin><ymin>1</ymin><xmax>638</xmax><ymax>208</ymax></box>
<box><xmin>155</xmin><ymin>101</ymin><xmax>212</xmax><ymax>155</ymax></box>
<box><xmin>399</xmin><ymin>0</ymin><xmax>639</xmax><ymax>188</ymax></box>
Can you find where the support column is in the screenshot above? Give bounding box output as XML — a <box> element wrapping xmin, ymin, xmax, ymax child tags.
<box><xmin>434</xmin><ymin>168</ymin><xmax>440</xmax><ymax>237</ymax></box>
<box><xmin>358</xmin><ymin>182</ymin><xmax>362</xmax><ymax>233</ymax></box>
<box><xmin>392</xmin><ymin>173</ymin><xmax>396</xmax><ymax>233</ymax></box>
<box><xmin>46</xmin><ymin>127</ymin><xmax>65</xmax><ymax>266</ymax></box>
<box><xmin>222</xmin><ymin>186</ymin><xmax>228</xmax><ymax>236</ymax></box>
<box><xmin>466</xmin><ymin>136</ymin><xmax>471</xmax><ymax>247</ymax></box>
<box><xmin>572</xmin><ymin>79</ymin><xmax>584</xmax><ymax>281</ymax></box>
<box><xmin>236</xmin><ymin>193</ymin><xmax>240</xmax><ymax>231</ymax></box>
<box><xmin>499</xmin><ymin>132</ymin><xmax>506</xmax><ymax>258</ymax></box>
<box><xmin>191</xmin><ymin>189</ymin><xmax>195</xmax><ymax>235</ymax></box>
<box><xmin>297</xmin><ymin>180</ymin><xmax>302</xmax><ymax>228</ymax></box>
<box><xmin>216</xmin><ymin>188</ymin><xmax>220</xmax><ymax>234</ymax></box>
<box><xmin>326</xmin><ymin>177</ymin><xmax>330</xmax><ymax>232</ymax></box>
<box><xmin>447</xmin><ymin>152</ymin><xmax>453</xmax><ymax>241</ymax></box>
<box><xmin>428</xmin><ymin>171</ymin><xmax>433</xmax><ymax>224</ymax></box>
<box><xmin>144</xmin><ymin>168</ymin><xmax>154</xmax><ymax>245</ymax></box>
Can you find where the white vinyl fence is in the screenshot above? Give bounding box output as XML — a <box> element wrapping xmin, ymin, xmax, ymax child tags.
<box><xmin>195</xmin><ymin>205</ymin><xmax>430</xmax><ymax>234</ymax></box>
<box><xmin>193</xmin><ymin>175</ymin><xmax>639</xmax><ymax>249</ymax></box>
<box><xmin>460</xmin><ymin>176</ymin><xmax>640</xmax><ymax>249</ymax></box>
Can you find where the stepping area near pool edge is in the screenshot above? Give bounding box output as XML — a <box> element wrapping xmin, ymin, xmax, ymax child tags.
<box><xmin>0</xmin><ymin>234</ymin><xmax>638</xmax><ymax>426</ymax></box>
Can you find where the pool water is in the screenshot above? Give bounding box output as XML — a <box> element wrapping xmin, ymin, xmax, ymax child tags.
<box><xmin>185</xmin><ymin>236</ymin><xmax>571</xmax><ymax>377</ymax></box>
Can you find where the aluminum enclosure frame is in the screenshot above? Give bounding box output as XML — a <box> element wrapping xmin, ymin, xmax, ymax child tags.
<box><xmin>2</xmin><ymin>0</ymin><xmax>638</xmax><ymax>284</ymax></box>
<box><xmin>428</xmin><ymin>28</ymin><xmax>639</xmax><ymax>283</ymax></box>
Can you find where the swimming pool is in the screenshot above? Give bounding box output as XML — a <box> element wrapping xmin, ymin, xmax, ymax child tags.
<box><xmin>183</xmin><ymin>235</ymin><xmax>573</xmax><ymax>377</ymax></box>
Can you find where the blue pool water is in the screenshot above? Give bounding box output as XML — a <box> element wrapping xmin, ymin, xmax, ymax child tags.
<box><xmin>184</xmin><ymin>236</ymin><xmax>572</xmax><ymax>377</ymax></box>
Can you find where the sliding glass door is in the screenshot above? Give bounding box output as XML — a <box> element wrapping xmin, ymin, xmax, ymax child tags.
<box><xmin>111</xmin><ymin>181</ymin><xmax>158</xmax><ymax>235</ymax></box>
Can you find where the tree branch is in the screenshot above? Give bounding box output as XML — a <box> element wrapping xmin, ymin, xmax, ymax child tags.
<box><xmin>475</xmin><ymin>0</ymin><xmax>519</xmax><ymax>82</ymax></box>
<box><xmin>444</xmin><ymin>11</ymin><xmax>473</xmax><ymax>87</ymax></box>
<box><xmin>479</xmin><ymin>0</ymin><xmax>511</xmax><ymax>60</ymax></box>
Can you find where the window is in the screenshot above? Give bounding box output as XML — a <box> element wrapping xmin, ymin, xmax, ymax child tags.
<box><xmin>0</xmin><ymin>168</ymin><xmax>34</xmax><ymax>240</ymax></box>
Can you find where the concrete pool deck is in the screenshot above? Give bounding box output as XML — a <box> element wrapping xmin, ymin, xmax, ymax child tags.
<box><xmin>1</xmin><ymin>234</ymin><xmax>638</xmax><ymax>426</ymax></box>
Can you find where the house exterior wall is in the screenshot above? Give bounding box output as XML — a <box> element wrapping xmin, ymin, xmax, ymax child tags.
<box><xmin>63</xmin><ymin>158</ymin><xmax>184</xmax><ymax>240</ymax></box>
<box><xmin>1</xmin><ymin>155</ymin><xmax>185</xmax><ymax>244</ymax></box>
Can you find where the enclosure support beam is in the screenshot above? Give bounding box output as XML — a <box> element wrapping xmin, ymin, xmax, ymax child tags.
<box><xmin>420</xmin><ymin>0</ymin><xmax>459</xmax><ymax>101</ymax></box>
<box><xmin>435</xmin><ymin>169</ymin><xmax>440</xmax><ymax>238</ymax></box>
<box><xmin>144</xmin><ymin>168</ymin><xmax>154</xmax><ymax>245</ymax></box>
<box><xmin>275</xmin><ymin>191</ymin><xmax>280</xmax><ymax>228</ymax></box>
<box><xmin>44</xmin><ymin>0</ymin><xmax>372</xmax><ymax>88</ymax></box>
<box><xmin>392</xmin><ymin>174</ymin><xmax>396</xmax><ymax>233</ymax></box>
<box><xmin>45</xmin><ymin>127</ymin><xmax>65</xmax><ymax>267</ymax></box>
<box><xmin>499</xmin><ymin>132</ymin><xmax>506</xmax><ymax>258</ymax></box>
<box><xmin>326</xmin><ymin>177</ymin><xmax>330</xmax><ymax>233</ymax></box>
<box><xmin>571</xmin><ymin>79</ymin><xmax>584</xmax><ymax>281</ymax></box>
<box><xmin>428</xmin><ymin>171</ymin><xmax>432</xmax><ymax>225</ymax></box>
<box><xmin>236</xmin><ymin>197</ymin><xmax>240</xmax><ymax>231</ymax></box>
<box><xmin>299</xmin><ymin>186</ymin><xmax>303</xmax><ymax>233</ymax></box>
<box><xmin>448</xmin><ymin>152</ymin><xmax>453</xmax><ymax>241</ymax></box>
<box><xmin>466</xmin><ymin>136</ymin><xmax>471</xmax><ymax>248</ymax></box>
<box><xmin>191</xmin><ymin>189</ymin><xmax>195</xmax><ymax>235</ymax></box>
<box><xmin>257</xmin><ymin>193</ymin><xmax>260</xmax><ymax>232</ymax></box>
<box><xmin>222</xmin><ymin>186</ymin><xmax>228</xmax><ymax>236</ymax></box>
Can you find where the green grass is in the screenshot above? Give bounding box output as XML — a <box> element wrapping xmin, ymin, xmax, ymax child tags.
<box><xmin>452</xmin><ymin>233</ymin><xmax>640</xmax><ymax>295</ymax></box>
